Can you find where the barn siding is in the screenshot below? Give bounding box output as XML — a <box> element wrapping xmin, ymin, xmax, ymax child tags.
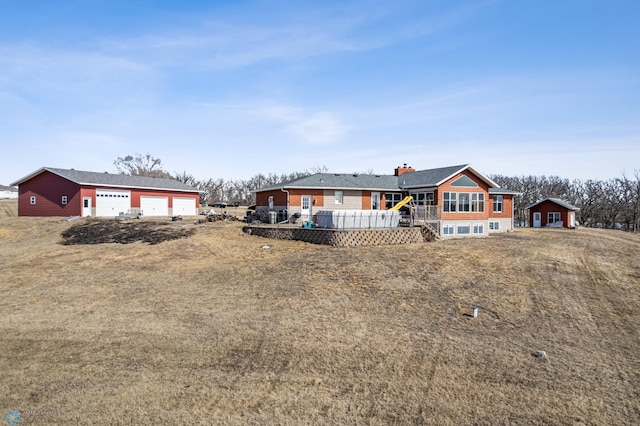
<box><xmin>17</xmin><ymin>171</ymin><xmax>200</xmax><ymax>217</ymax></box>
<box><xmin>18</xmin><ymin>171</ymin><xmax>81</xmax><ymax>217</ymax></box>
<box><xmin>529</xmin><ymin>200</ymin><xmax>575</xmax><ymax>228</ymax></box>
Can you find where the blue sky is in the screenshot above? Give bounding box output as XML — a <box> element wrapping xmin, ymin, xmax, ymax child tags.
<box><xmin>1</xmin><ymin>0</ymin><xmax>638</xmax><ymax>185</ymax></box>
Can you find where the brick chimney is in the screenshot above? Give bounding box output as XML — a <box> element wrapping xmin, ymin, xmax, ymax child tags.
<box><xmin>394</xmin><ymin>163</ymin><xmax>415</xmax><ymax>176</ymax></box>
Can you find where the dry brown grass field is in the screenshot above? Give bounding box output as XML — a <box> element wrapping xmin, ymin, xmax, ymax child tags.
<box><xmin>1</xmin><ymin>198</ymin><xmax>639</xmax><ymax>424</ymax></box>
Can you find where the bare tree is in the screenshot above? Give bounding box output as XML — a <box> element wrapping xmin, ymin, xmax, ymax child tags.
<box><xmin>114</xmin><ymin>154</ymin><xmax>172</xmax><ymax>178</ymax></box>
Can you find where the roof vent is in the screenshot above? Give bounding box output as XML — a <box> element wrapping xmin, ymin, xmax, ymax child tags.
<box><xmin>334</xmin><ymin>173</ymin><xmax>340</xmax><ymax>176</ymax></box>
<box><xmin>353</xmin><ymin>174</ymin><xmax>358</xmax><ymax>177</ymax></box>
<box><xmin>375</xmin><ymin>175</ymin><xmax>380</xmax><ymax>177</ymax></box>
<box><xmin>320</xmin><ymin>178</ymin><xmax>325</xmax><ymax>183</ymax></box>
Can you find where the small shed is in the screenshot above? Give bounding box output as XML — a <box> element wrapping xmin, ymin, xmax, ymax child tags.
<box><xmin>526</xmin><ymin>198</ymin><xmax>580</xmax><ymax>228</ymax></box>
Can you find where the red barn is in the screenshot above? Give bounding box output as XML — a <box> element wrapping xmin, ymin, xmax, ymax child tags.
<box><xmin>11</xmin><ymin>167</ymin><xmax>200</xmax><ymax>218</ymax></box>
<box><xmin>526</xmin><ymin>198</ymin><xmax>580</xmax><ymax>228</ymax></box>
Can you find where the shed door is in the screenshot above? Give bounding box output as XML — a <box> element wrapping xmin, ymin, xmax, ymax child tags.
<box><xmin>96</xmin><ymin>189</ymin><xmax>131</xmax><ymax>217</ymax></box>
<box><xmin>140</xmin><ymin>196</ymin><xmax>169</xmax><ymax>217</ymax></box>
<box><xmin>82</xmin><ymin>197</ymin><xmax>92</xmax><ymax>217</ymax></box>
<box><xmin>173</xmin><ymin>197</ymin><xmax>197</xmax><ymax>216</ymax></box>
<box><xmin>533</xmin><ymin>212</ymin><xmax>541</xmax><ymax>228</ymax></box>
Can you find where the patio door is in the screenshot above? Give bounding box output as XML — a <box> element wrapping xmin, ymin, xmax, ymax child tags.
<box><xmin>301</xmin><ymin>195</ymin><xmax>312</xmax><ymax>221</ymax></box>
<box><xmin>371</xmin><ymin>192</ymin><xmax>380</xmax><ymax>210</ymax></box>
<box><xmin>533</xmin><ymin>212</ymin><xmax>541</xmax><ymax>228</ymax></box>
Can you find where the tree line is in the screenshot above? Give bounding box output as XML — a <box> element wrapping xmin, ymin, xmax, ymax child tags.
<box><xmin>115</xmin><ymin>154</ymin><xmax>640</xmax><ymax>232</ymax></box>
<box><xmin>489</xmin><ymin>172</ymin><xmax>640</xmax><ymax>231</ymax></box>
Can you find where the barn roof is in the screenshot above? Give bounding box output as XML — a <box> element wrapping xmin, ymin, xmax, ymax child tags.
<box><xmin>11</xmin><ymin>167</ymin><xmax>200</xmax><ymax>193</ymax></box>
<box><xmin>525</xmin><ymin>198</ymin><xmax>580</xmax><ymax>211</ymax></box>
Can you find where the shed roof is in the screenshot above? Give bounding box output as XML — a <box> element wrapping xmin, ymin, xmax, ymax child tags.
<box><xmin>11</xmin><ymin>167</ymin><xmax>200</xmax><ymax>193</ymax></box>
<box><xmin>525</xmin><ymin>198</ymin><xmax>580</xmax><ymax>211</ymax></box>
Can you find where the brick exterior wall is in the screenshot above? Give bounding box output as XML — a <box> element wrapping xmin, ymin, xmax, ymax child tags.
<box><xmin>18</xmin><ymin>171</ymin><xmax>82</xmax><ymax>216</ymax></box>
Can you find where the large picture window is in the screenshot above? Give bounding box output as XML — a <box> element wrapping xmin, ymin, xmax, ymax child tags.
<box><xmin>471</xmin><ymin>193</ymin><xmax>484</xmax><ymax>212</ymax></box>
<box><xmin>458</xmin><ymin>193</ymin><xmax>470</xmax><ymax>212</ymax></box>
<box><xmin>443</xmin><ymin>192</ymin><xmax>457</xmax><ymax>212</ymax></box>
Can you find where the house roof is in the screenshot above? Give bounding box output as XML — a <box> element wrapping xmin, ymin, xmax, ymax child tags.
<box><xmin>255</xmin><ymin>164</ymin><xmax>502</xmax><ymax>193</ymax></box>
<box><xmin>11</xmin><ymin>167</ymin><xmax>200</xmax><ymax>193</ymax></box>
<box><xmin>0</xmin><ymin>185</ymin><xmax>18</xmax><ymax>191</ymax></box>
<box><xmin>525</xmin><ymin>198</ymin><xmax>580</xmax><ymax>211</ymax></box>
<box><xmin>258</xmin><ymin>173</ymin><xmax>401</xmax><ymax>192</ymax></box>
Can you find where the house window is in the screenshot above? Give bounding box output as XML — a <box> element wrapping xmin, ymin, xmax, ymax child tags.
<box><xmin>426</xmin><ymin>192</ymin><xmax>434</xmax><ymax>205</ymax></box>
<box><xmin>458</xmin><ymin>193</ymin><xmax>470</xmax><ymax>212</ymax></box>
<box><xmin>385</xmin><ymin>193</ymin><xmax>402</xmax><ymax>209</ymax></box>
<box><xmin>412</xmin><ymin>193</ymin><xmax>425</xmax><ymax>206</ymax></box>
<box><xmin>335</xmin><ymin>191</ymin><xmax>343</xmax><ymax>205</ymax></box>
<box><xmin>493</xmin><ymin>195</ymin><xmax>503</xmax><ymax>213</ymax></box>
<box><xmin>471</xmin><ymin>193</ymin><xmax>484</xmax><ymax>212</ymax></box>
<box><xmin>457</xmin><ymin>225</ymin><xmax>471</xmax><ymax>235</ymax></box>
<box><xmin>489</xmin><ymin>221</ymin><xmax>500</xmax><ymax>230</ymax></box>
<box><xmin>30</xmin><ymin>196</ymin><xmax>36</xmax><ymax>205</ymax></box>
<box><xmin>268</xmin><ymin>196</ymin><xmax>274</xmax><ymax>209</ymax></box>
<box><xmin>443</xmin><ymin>192</ymin><xmax>457</xmax><ymax>212</ymax></box>
<box><xmin>442</xmin><ymin>224</ymin><xmax>454</xmax><ymax>235</ymax></box>
<box><xmin>473</xmin><ymin>223</ymin><xmax>484</xmax><ymax>234</ymax></box>
<box><xmin>548</xmin><ymin>212</ymin><xmax>561</xmax><ymax>224</ymax></box>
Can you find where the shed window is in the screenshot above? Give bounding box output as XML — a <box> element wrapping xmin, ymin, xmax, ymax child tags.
<box><xmin>30</xmin><ymin>196</ymin><xmax>36</xmax><ymax>205</ymax></box>
<box><xmin>61</xmin><ymin>196</ymin><xmax>68</xmax><ymax>205</ymax></box>
<box><xmin>548</xmin><ymin>212</ymin><xmax>561</xmax><ymax>224</ymax></box>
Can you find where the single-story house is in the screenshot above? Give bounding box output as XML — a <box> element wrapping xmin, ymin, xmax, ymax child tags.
<box><xmin>11</xmin><ymin>167</ymin><xmax>200</xmax><ymax>217</ymax></box>
<box><xmin>526</xmin><ymin>198</ymin><xmax>580</xmax><ymax>228</ymax></box>
<box><xmin>1</xmin><ymin>185</ymin><xmax>18</xmax><ymax>199</ymax></box>
<box><xmin>254</xmin><ymin>164</ymin><xmax>520</xmax><ymax>238</ymax></box>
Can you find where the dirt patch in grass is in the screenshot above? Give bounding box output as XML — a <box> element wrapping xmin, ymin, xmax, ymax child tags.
<box><xmin>61</xmin><ymin>219</ymin><xmax>196</xmax><ymax>245</ymax></box>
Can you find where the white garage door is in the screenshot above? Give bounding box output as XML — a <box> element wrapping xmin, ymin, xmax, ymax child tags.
<box><xmin>140</xmin><ymin>196</ymin><xmax>169</xmax><ymax>217</ymax></box>
<box><xmin>96</xmin><ymin>189</ymin><xmax>131</xmax><ymax>217</ymax></box>
<box><xmin>173</xmin><ymin>197</ymin><xmax>197</xmax><ymax>216</ymax></box>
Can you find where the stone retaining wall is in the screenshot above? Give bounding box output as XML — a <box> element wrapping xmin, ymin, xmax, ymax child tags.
<box><xmin>243</xmin><ymin>225</ymin><xmax>425</xmax><ymax>246</ymax></box>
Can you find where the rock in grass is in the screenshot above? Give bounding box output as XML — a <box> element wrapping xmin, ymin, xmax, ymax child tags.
<box><xmin>533</xmin><ymin>350</ymin><xmax>547</xmax><ymax>358</ymax></box>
